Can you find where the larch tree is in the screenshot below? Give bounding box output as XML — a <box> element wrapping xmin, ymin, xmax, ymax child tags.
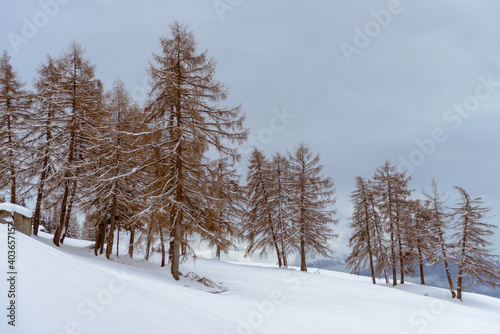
<box><xmin>200</xmin><ymin>157</ymin><xmax>244</xmax><ymax>259</ymax></box>
<box><xmin>371</xmin><ymin>200</ymin><xmax>390</xmax><ymax>284</ymax></box>
<box><xmin>29</xmin><ymin>55</ymin><xmax>65</xmax><ymax>236</ymax></box>
<box><xmin>372</xmin><ymin>160</ymin><xmax>412</xmax><ymax>285</ymax></box>
<box><xmin>410</xmin><ymin>199</ymin><xmax>433</xmax><ymax>285</ymax></box>
<box><xmin>452</xmin><ymin>186</ymin><xmax>500</xmax><ymax>301</ymax></box>
<box><xmin>120</xmin><ymin>110</ymin><xmax>149</xmax><ymax>260</ymax></box>
<box><xmin>82</xmin><ymin>80</ymin><xmax>143</xmax><ymax>259</ymax></box>
<box><xmin>346</xmin><ymin>176</ymin><xmax>377</xmax><ymax>284</ymax></box>
<box><xmin>423</xmin><ymin>180</ymin><xmax>456</xmax><ymax>298</ymax></box>
<box><xmin>392</xmin><ymin>200</ymin><xmax>420</xmax><ymax>284</ymax></box>
<box><xmin>0</xmin><ymin>50</ymin><xmax>31</xmax><ymax>204</ymax></box>
<box><xmin>395</xmin><ymin>192</ymin><xmax>416</xmax><ymax>284</ymax></box>
<box><xmin>144</xmin><ymin>22</ymin><xmax>247</xmax><ymax>280</ymax></box>
<box><xmin>288</xmin><ymin>143</ymin><xmax>337</xmax><ymax>272</ymax></box>
<box><xmin>243</xmin><ymin>148</ymin><xmax>283</xmax><ymax>266</ymax></box>
<box><xmin>52</xmin><ymin>42</ymin><xmax>103</xmax><ymax>246</ymax></box>
<box><xmin>269</xmin><ymin>152</ymin><xmax>294</xmax><ymax>267</ymax></box>
<box><xmin>135</xmin><ymin>123</ymin><xmax>174</xmax><ymax>264</ymax></box>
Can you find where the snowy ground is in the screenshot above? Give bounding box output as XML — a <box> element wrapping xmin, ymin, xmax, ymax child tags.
<box><xmin>1</xmin><ymin>224</ymin><xmax>499</xmax><ymax>334</ymax></box>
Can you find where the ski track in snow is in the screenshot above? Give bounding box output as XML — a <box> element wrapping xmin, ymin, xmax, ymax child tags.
<box><xmin>0</xmin><ymin>225</ymin><xmax>499</xmax><ymax>334</ymax></box>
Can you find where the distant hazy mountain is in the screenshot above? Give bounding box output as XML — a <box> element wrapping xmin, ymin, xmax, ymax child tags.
<box><xmin>306</xmin><ymin>255</ymin><xmax>500</xmax><ymax>299</ymax></box>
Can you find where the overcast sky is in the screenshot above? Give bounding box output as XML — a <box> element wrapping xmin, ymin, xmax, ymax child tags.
<box><xmin>1</xmin><ymin>0</ymin><xmax>500</xmax><ymax>254</ymax></box>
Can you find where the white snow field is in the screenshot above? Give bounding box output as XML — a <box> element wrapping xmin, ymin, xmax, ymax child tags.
<box><xmin>1</xmin><ymin>224</ymin><xmax>499</xmax><ymax>334</ymax></box>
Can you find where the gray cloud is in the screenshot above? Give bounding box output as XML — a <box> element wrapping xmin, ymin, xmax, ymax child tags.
<box><xmin>1</xmin><ymin>0</ymin><xmax>499</xmax><ymax>252</ymax></box>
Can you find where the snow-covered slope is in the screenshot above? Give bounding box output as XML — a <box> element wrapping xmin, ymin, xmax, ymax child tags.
<box><xmin>1</xmin><ymin>224</ymin><xmax>499</xmax><ymax>334</ymax></box>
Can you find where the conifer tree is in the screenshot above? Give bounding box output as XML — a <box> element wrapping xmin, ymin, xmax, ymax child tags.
<box><xmin>372</xmin><ymin>160</ymin><xmax>411</xmax><ymax>285</ymax></box>
<box><xmin>243</xmin><ymin>148</ymin><xmax>283</xmax><ymax>266</ymax></box>
<box><xmin>346</xmin><ymin>177</ymin><xmax>377</xmax><ymax>284</ymax></box>
<box><xmin>452</xmin><ymin>186</ymin><xmax>500</xmax><ymax>301</ymax></box>
<box><xmin>410</xmin><ymin>199</ymin><xmax>432</xmax><ymax>285</ymax></box>
<box><xmin>82</xmin><ymin>80</ymin><xmax>143</xmax><ymax>259</ymax></box>
<box><xmin>29</xmin><ymin>55</ymin><xmax>64</xmax><ymax>236</ymax></box>
<box><xmin>269</xmin><ymin>152</ymin><xmax>293</xmax><ymax>267</ymax></box>
<box><xmin>51</xmin><ymin>42</ymin><xmax>103</xmax><ymax>246</ymax></box>
<box><xmin>0</xmin><ymin>50</ymin><xmax>31</xmax><ymax>204</ymax></box>
<box><xmin>423</xmin><ymin>180</ymin><xmax>456</xmax><ymax>298</ymax></box>
<box><xmin>395</xmin><ymin>193</ymin><xmax>416</xmax><ymax>284</ymax></box>
<box><xmin>200</xmin><ymin>157</ymin><xmax>243</xmax><ymax>259</ymax></box>
<box><xmin>371</xmin><ymin>202</ymin><xmax>390</xmax><ymax>283</ymax></box>
<box><xmin>144</xmin><ymin>22</ymin><xmax>247</xmax><ymax>279</ymax></box>
<box><xmin>288</xmin><ymin>143</ymin><xmax>337</xmax><ymax>272</ymax></box>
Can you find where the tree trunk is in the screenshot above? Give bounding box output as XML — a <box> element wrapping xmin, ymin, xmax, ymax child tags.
<box><xmin>419</xmin><ymin>262</ymin><xmax>425</xmax><ymax>285</ymax></box>
<box><xmin>418</xmin><ymin>263</ymin><xmax>425</xmax><ymax>286</ymax></box>
<box><xmin>368</xmin><ymin>254</ymin><xmax>376</xmax><ymax>284</ymax></box>
<box><xmin>160</xmin><ymin>225</ymin><xmax>166</xmax><ymax>267</ymax></box>
<box><xmin>279</xmin><ymin>228</ymin><xmax>286</xmax><ymax>267</ymax></box>
<box><xmin>274</xmin><ymin>240</ymin><xmax>283</xmax><ymax>267</ymax></box>
<box><xmin>7</xmin><ymin>116</ymin><xmax>16</xmax><ymax>205</ymax></box>
<box><xmin>128</xmin><ymin>226</ymin><xmax>135</xmax><ymax>259</ymax></box>
<box><xmin>216</xmin><ymin>245</ymin><xmax>221</xmax><ymax>260</ymax></box>
<box><xmin>300</xmin><ymin>217</ymin><xmax>307</xmax><ymax>272</ymax></box>
<box><xmin>116</xmin><ymin>226</ymin><xmax>120</xmax><ymax>258</ymax></box>
<box><xmin>266</xmin><ymin>202</ymin><xmax>282</xmax><ymax>267</ymax></box>
<box><xmin>171</xmin><ymin>214</ymin><xmax>182</xmax><ymax>280</ymax></box>
<box><xmin>396</xmin><ymin>223</ymin><xmax>405</xmax><ymax>284</ymax></box>
<box><xmin>106</xmin><ymin>195</ymin><xmax>117</xmax><ymax>259</ymax></box>
<box><xmin>372</xmin><ymin>208</ymin><xmax>388</xmax><ymax>284</ymax></box>
<box><xmin>145</xmin><ymin>239</ymin><xmax>151</xmax><ymax>261</ymax></box>
<box><xmin>33</xmin><ymin>182</ymin><xmax>45</xmax><ymax>236</ymax></box>
<box><xmin>94</xmin><ymin>215</ymin><xmax>106</xmax><ymax>256</ymax></box>
<box><xmin>169</xmin><ymin>51</ymin><xmax>184</xmax><ymax>281</ymax></box>
<box><xmin>10</xmin><ymin>170</ymin><xmax>16</xmax><ymax>204</ymax></box>
<box><xmin>442</xmin><ymin>254</ymin><xmax>455</xmax><ymax>297</ymax></box>
<box><xmin>389</xmin><ymin>223</ymin><xmax>397</xmax><ymax>286</ymax></box>
<box><xmin>362</xmin><ymin>190</ymin><xmax>376</xmax><ymax>284</ymax></box>
<box><xmin>277</xmin><ymin>168</ymin><xmax>288</xmax><ymax>268</ymax></box>
<box><xmin>399</xmin><ymin>249</ymin><xmax>405</xmax><ymax>284</ymax></box>
<box><xmin>457</xmin><ymin>270</ymin><xmax>463</xmax><ymax>301</ymax></box>
<box><xmin>53</xmin><ymin>182</ymin><xmax>69</xmax><ymax>246</ymax></box>
<box><xmin>299</xmin><ymin>172</ymin><xmax>307</xmax><ymax>273</ymax></box>
<box><xmin>61</xmin><ymin>182</ymin><xmax>76</xmax><ymax>244</ymax></box>
<box><xmin>104</xmin><ymin>203</ymin><xmax>116</xmax><ymax>259</ymax></box>
<box><xmin>181</xmin><ymin>227</ymin><xmax>187</xmax><ymax>257</ymax></box>
<box><xmin>300</xmin><ymin>236</ymin><xmax>307</xmax><ymax>272</ymax></box>
<box><xmin>145</xmin><ymin>221</ymin><xmax>153</xmax><ymax>261</ymax></box>
<box><xmin>457</xmin><ymin>218</ymin><xmax>468</xmax><ymax>302</ymax></box>
<box><xmin>99</xmin><ymin>219</ymin><xmax>106</xmax><ymax>255</ymax></box>
<box><xmin>169</xmin><ymin>238</ymin><xmax>174</xmax><ymax>264</ymax></box>
<box><xmin>417</xmin><ymin>238</ymin><xmax>425</xmax><ymax>285</ymax></box>
<box><xmin>168</xmin><ymin>210</ymin><xmax>175</xmax><ymax>264</ymax></box>
<box><xmin>444</xmin><ymin>259</ymin><xmax>456</xmax><ymax>298</ymax></box>
<box><xmin>94</xmin><ymin>220</ymin><xmax>102</xmax><ymax>256</ymax></box>
<box><xmin>384</xmin><ymin>174</ymin><xmax>398</xmax><ymax>286</ymax></box>
<box><xmin>437</xmin><ymin>228</ymin><xmax>455</xmax><ymax>298</ymax></box>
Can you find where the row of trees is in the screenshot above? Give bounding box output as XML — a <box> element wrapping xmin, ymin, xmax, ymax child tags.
<box><xmin>244</xmin><ymin>146</ymin><xmax>337</xmax><ymax>271</ymax></box>
<box><xmin>346</xmin><ymin>161</ymin><xmax>500</xmax><ymax>301</ymax></box>
<box><xmin>0</xmin><ymin>22</ymin><xmax>338</xmax><ymax>279</ymax></box>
